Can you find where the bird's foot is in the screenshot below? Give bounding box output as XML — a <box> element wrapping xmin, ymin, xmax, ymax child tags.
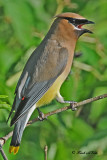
<box><xmin>64</xmin><ymin>101</ymin><xmax>77</xmax><ymax>111</ymax></box>
<box><xmin>37</xmin><ymin>108</ymin><xmax>47</xmax><ymax>121</ymax></box>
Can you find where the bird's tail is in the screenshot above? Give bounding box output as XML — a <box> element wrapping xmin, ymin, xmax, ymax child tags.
<box><xmin>9</xmin><ymin>105</ymin><xmax>35</xmax><ymax>154</ymax></box>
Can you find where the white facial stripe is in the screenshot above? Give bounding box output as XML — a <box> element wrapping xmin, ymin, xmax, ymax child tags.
<box><xmin>18</xmin><ymin>72</ymin><xmax>28</xmax><ymax>99</ymax></box>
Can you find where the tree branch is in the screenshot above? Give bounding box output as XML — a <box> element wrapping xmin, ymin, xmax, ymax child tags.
<box><xmin>0</xmin><ymin>94</ymin><xmax>107</xmax><ymax>148</ymax></box>
<box><xmin>28</xmin><ymin>93</ymin><xmax>107</xmax><ymax>124</ymax></box>
<box><xmin>44</xmin><ymin>145</ymin><xmax>48</xmax><ymax>160</ymax></box>
<box><xmin>0</xmin><ymin>144</ymin><xmax>8</xmax><ymax>160</ymax></box>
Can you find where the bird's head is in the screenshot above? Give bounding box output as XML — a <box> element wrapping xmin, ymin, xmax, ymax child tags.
<box><xmin>55</xmin><ymin>12</ymin><xmax>94</xmax><ymax>38</ymax></box>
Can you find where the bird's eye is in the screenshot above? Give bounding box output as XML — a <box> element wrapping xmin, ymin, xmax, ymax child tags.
<box><xmin>64</xmin><ymin>17</ymin><xmax>77</xmax><ymax>25</ymax></box>
<box><xmin>72</xmin><ymin>19</ymin><xmax>75</xmax><ymax>23</ymax></box>
<box><xmin>67</xmin><ymin>18</ymin><xmax>76</xmax><ymax>25</ymax></box>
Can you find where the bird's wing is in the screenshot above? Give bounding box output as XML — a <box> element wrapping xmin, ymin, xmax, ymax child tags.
<box><xmin>10</xmin><ymin>39</ymin><xmax>68</xmax><ymax>126</ymax></box>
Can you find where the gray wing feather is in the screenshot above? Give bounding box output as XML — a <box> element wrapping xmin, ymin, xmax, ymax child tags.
<box><xmin>10</xmin><ymin>39</ymin><xmax>68</xmax><ymax>125</ymax></box>
<box><xmin>10</xmin><ymin>105</ymin><xmax>35</xmax><ymax>146</ymax></box>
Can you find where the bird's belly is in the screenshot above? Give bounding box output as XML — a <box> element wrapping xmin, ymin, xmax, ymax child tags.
<box><xmin>36</xmin><ymin>74</ymin><xmax>65</xmax><ymax>107</ymax></box>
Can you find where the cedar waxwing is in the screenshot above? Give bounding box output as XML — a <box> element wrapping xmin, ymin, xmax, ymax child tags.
<box><xmin>8</xmin><ymin>12</ymin><xmax>94</xmax><ymax>154</ymax></box>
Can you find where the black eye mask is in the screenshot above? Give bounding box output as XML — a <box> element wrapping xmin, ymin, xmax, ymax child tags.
<box><xmin>63</xmin><ymin>17</ymin><xmax>92</xmax><ymax>27</ymax></box>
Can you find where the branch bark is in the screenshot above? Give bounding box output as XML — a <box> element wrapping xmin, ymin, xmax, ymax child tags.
<box><xmin>28</xmin><ymin>93</ymin><xmax>107</xmax><ymax>124</ymax></box>
<box><xmin>0</xmin><ymin>94</ymin><xmax>107</xmax><ymax>148</ymax></box>
<box><xmin>44</xmin><ymin>145</ymin><xmax>48</xmax><ymax>160</ymax></box>
<box><xmin>0</xmin><ymin>144</ymin><xmax>8</xmax><ymax>160</ymax></box>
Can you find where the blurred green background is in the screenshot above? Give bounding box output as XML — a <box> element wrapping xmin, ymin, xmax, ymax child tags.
<box><xmin>0</xmin><ymin>0</ymin><xmax>107</xmax><ymax>159</ymax></box>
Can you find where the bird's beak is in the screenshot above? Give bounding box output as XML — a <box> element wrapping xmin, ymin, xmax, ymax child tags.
<box><xmin>77</xmin><ymin>19</ymin><xmax>94</xmax><ymax>36</ymax></box>
<box><xmin>83</xmin><ymin>20</ymin><xmax>95</xmax><ymax>25</ymax></box>
<box><xmin>82</xmin><ymin>20</ymin><xmax>95</xmax><ymax>34</ymax></box>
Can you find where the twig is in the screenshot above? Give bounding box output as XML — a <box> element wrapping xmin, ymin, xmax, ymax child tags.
<box><xmin>0</xmin><ymin>132</ymin><xmax>13</xmax><ymax>146</ymax></box>
<box><xmin>28</xmin><ymin>94</ymin><xmax>107</xmax><ymax>124</ymax></box>
<box><xmin>0</xmin><ymin>144</ymin><xmax>8</xmax><ymax>160</ymax></box>
<box><xmin>44</xmin><ymin>145</ymin><xmax>48</xmax><ymax>160</ymax></box>
<box><xmin>0</xmin><ymin>94</ymin><xmax>107</xmax><ymax>148</ymax></box>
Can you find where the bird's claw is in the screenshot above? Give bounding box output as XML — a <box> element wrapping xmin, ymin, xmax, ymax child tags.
<box><xmin>38</xmin><ymin>112</ymin><xmax>47</xmax><ymax>121</ymax></box>
<box><xmin>70</xmin><ymin>101</ymin><xmax>77</xmax><ymax>111</ymax></box>
<box><xmin>37</xmin><ymin>108</ymin><xmax>47</xmax><ymax>121</ymax></box>
<box><xmin>64</xmin><ymin>101</ymin><xmax>77</xmax><ymax>111</ymax></box>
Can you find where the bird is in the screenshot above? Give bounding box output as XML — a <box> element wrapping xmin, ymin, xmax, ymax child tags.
<box><xmin>8</xmin><ymin>12</ymin><xmax>94</xmax><ymax>154</ymax></box>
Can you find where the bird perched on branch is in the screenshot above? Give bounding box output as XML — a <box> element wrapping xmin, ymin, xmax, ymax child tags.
<box><xmin>8</xmin><ymin>12</ymin><xmax>94</xmax><ymax>154</ymax></box>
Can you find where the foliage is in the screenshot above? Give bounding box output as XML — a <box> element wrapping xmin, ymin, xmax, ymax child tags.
<box><xmin>0</xmin><ymin>0</ymin><xmax>107</xmax><ymax>159</ymax></box>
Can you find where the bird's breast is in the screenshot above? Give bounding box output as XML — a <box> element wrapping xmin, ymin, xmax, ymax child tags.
<box><xmin>36</xmin><ymin>54</ymin><xmax>73</xmax><ymax>108</ymax></box>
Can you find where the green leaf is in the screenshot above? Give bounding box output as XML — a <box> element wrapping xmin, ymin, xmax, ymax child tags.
<box><xmin>0</xmin><ymin>102</ymin><xmax>11</xmax><ymax>111</ymax></box>
<box><xmin>81</xmin><ymin>130</ymin><xmax>107</xmax><ymax>157</ymax></box>
<box><xmin>3</xmin><ymin>0</ymin><xmax>35</xmax><ymax>47</ymax></box>
<box><xmin>0</xmin><ymin>95</ymin><xmax>8</xmax><ymax>98</ymax></box>
<box><xmin>0</xmin><ymin>98</ymin><xmax>11</xmax><ymax>111</ymax></box>
<box><xmin>89</xmin><ymin>87</ymin><xmax>107</xmax><ymax>122</ymax></box>
<box><xmin>97</xmin><ymin>116</ymin><xmax>107</xmax><ymax>130</ymax></box>
<box><xmin>69</xmin><ymin>118</ymin><xmax>94</xmax><ymax>144</ymax></box>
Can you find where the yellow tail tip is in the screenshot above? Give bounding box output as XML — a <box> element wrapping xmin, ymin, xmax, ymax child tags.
<box><xmin>9</xmin><ymin>146</ymin><xmax>19</xmax><ymax>154</ymax></box>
